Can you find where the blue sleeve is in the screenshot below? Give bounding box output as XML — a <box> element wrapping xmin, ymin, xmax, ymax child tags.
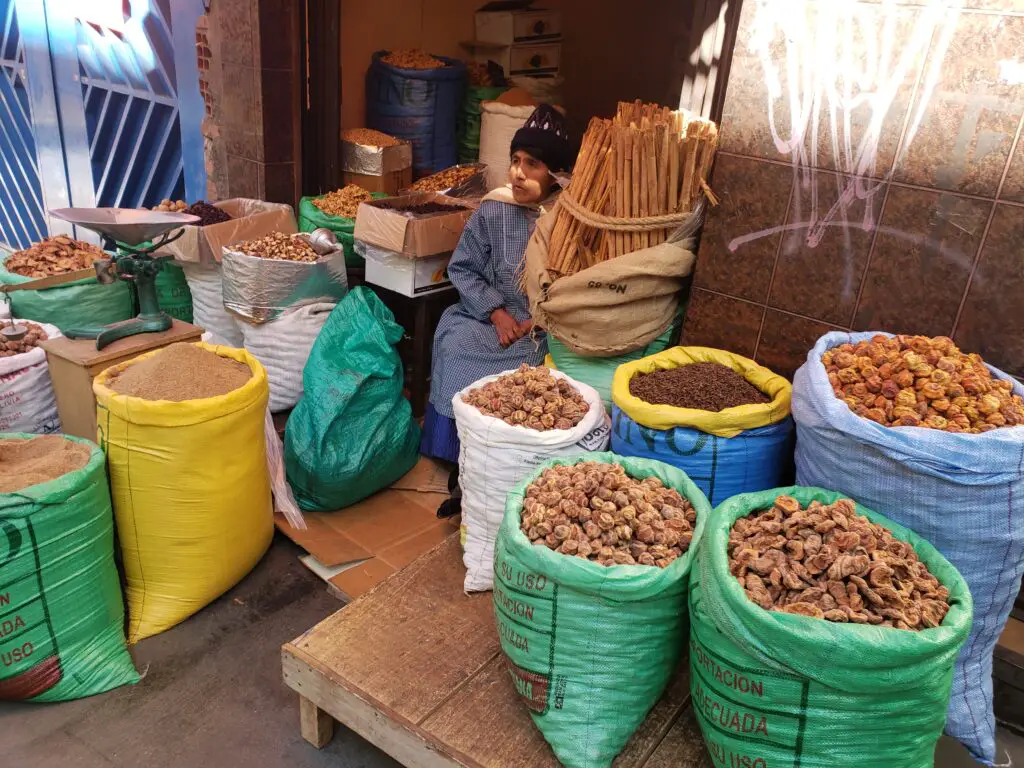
<box><xmin>448</xmin><ymin>206</ymin><xmax>505</xmax><ymax>322</ymax></box>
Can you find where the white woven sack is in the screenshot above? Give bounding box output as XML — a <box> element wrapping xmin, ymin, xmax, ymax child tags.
<box><xmin>180</xmin><ymin>261</ymin><xmax>244</xmax><ymax>346</ymax></box>
<box><xmin>453</xmin><ymin>369</ymin><xmax>611</xmax><ymax>593</ymax></box>
<box><xmin>479</xmin><ymin>102</ymin><xmax>535</xmax><ymax>192</ymax></box>
<box><xmin>0</xmin><ymin>320</ymin><xmax>62</xmax><ymax>434</ymax></box>
<box><xmin>241</xmin><ymin>302</ymin><xmax>335</xmax><ymax>412</ymax></box>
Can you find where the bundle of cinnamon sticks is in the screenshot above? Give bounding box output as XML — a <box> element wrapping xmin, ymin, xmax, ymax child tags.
<box><xmin>546</xmin><ymin>101</ymin><xmax>718</xmax><ymax>277</ymax></box>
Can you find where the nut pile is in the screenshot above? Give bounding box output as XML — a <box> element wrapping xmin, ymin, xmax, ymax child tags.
<box><xmin>6</xmin><ymin>236</ymin><xmax>106</xmax><ymax>277</ymax></box>
<box><xmin>341</xmin><ymin>128</ymin><xmax>402</xmax><ymax>148</ymax></box>
<box><xmin>184</xmin><ymin>201</ymin><xmax>231</xmax><ymax>226</ymax></box>
<box><xmin>311</xmin><ymin>185</ymin><xmax>373</xmax><ymax>218</ymax></box>
<box><xmin>463</xmin><ymin>364</ymin><xmax>589</xmax><ymax>430</ymax></box>
<box><xmin>153</xmin><ymin>199</ymin><xmax>188</xmax><ymax>212</ymax></box>
<box><xmin>382</xmin><ymin>49</ymin><xmax>446</xmax><ymax>70</ymax></box>
<box><xmin>234</xmin><ymin>232</ymin><xmax>318</xmax><ymax>262</ymax></box>
<box><xmin>521</xmin><ymin>462</ymin><xmax>697</xmax><ymax>567</ymax></box>
<box><xmin>825</xmin><ymin>335</ymin><xmax>1024</xmax><ymax>433</ymax></box>
<box><xmin>410</xmin><ymin>165</ymin><xmax>481</xmax><ymax>193</ymax></box>
<box><xmin>629</xmin><ymin>363</ymin><xmax>770</xmax><ymax>412</ymax></box>
<box><xmin>730</xmin><ymin>495</ymin><xmax>951</xmax><ymax>630</ymax></box>
<box><xmin>1</xmin><ymin>321</ymin><xmax>48</xmax><ymax>356</ymax></box>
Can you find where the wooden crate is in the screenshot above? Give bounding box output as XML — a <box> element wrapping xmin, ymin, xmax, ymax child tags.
<box><xmin>281</xmin><ymin>536</ymin><xmax>711</xmax><ymax>767</ymax></box>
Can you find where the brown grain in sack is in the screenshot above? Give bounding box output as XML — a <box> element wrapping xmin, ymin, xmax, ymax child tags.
<box><xmin>524</xmin><ymin>206</ymin><xmax>697</xmax><ymax>358</ymax></box>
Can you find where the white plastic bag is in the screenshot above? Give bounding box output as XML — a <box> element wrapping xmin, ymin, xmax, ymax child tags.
<box><xmin>453</xmin><ymin>369</ymin><xmax>610</xmax><ymax>593</ymax></box>
<box><xmin>0</xmin><ymin>320</ymin><xmax>62</xmax><ymax>434</ymax></box>
<box><xmin>240</xmin><ymin>302</ymin><xmax>335</xmax><ymax>412</ymax></box>
<box><xmin>479</xmin><ymin>101</ymin><xmax>534</xmax><ymax>192</ymax></box>
<box><xmin>263</xmin><ymin>408</ymin><xmax>305</xmax><ymax>529</ymax></box>
<box><xmin>179</xmin><ymin>261</ymin><xmax>244</xmax><ymax>346</ymax></box>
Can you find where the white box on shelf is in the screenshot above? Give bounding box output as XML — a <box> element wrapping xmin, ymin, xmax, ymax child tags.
<box><xmin>358</xmin><ymin>241</ymin><xmax>453</xmax><ymax>298</ymax></box>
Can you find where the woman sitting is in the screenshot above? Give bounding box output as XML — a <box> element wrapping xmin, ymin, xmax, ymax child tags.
<box><xmin>420</xmin><ymin>105</ymin><xmax>571</xmax><ymax>510</ymax></box>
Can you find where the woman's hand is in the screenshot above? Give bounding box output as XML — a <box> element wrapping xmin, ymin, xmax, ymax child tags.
<box><xmin>491</xmin><ymin>308</ymin><xmax>524</xmax><ymax>348</ymax></box>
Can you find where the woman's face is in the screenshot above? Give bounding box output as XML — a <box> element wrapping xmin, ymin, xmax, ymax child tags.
<box><xmin>509</xmin><ymin>150</ymin><xmax>554</xmax><ymax>204</ymax></box>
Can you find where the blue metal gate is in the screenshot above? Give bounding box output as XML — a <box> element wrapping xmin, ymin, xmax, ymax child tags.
<box><xmin>0</xmin><ymin>0</ymin><xmax>205</xmax><ymax>249</ymax></box>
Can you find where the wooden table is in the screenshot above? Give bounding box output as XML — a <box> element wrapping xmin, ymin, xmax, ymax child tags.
<box><xmin>281</xmin><ymin>537</ymin><xmax>710</xmax><ymax>767</ymax></box>
<box><xmin>39</xmin><ymin>319</ymin><xmax>204</xmax><ymax>440</ymax></box>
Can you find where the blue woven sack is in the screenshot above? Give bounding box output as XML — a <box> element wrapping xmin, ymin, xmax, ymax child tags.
<box><xmin>793</xmin><ymin>331</ymin><xmax>1024</xmax><ymax>766</ymax></box>
<box><xmin>610</xmin><ymin>406</ymin><xmax>794</xmax><ymax>507</ymax></box>
<box><xmin>365</xmin><ymin>52</ymin><xmax>466</xmax><ymax>177</ymax></box>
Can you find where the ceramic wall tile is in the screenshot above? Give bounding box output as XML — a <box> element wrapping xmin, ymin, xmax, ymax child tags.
<box><xmin>680</xmin><ymin>289</ymin><xmax>763</xmax><ymax>359</ymax></box>
<box><xmin>1000</xmin><ymin>132</ymin><xmax>1024</xmax><ymax>203</ymax></box>
<box><xmin>755</xmin><ymin>309</ymin><xmax>837</xmax><ymax>380</ymax></box>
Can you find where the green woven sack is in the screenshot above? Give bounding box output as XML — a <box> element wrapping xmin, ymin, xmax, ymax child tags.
<box><xmin>548</xmin><ymin>314</ymin><xmax>681</xmax><ymax>412</ymax></box>
<box><xmin>298</xmin><ymin>193</ymin><xmax>387</xmax><ymax>267</ymax></box>
<box><xmin>494</xmin><ymin>451</ymin><xmax>711</xmax><ymax>768</ymax></box>
<box><xmin>0</xmin><ymin>434</ymin><xmax>138</xmax><ymax>702</ymax></box>
<box><xmin>691</xmin><ymin>486</ymin><xmax>973</xmax><ymax>768</ymax></box>
<box><xmin>0</xmin><ymin>254</ymin><xmax>133</xmax><ymax>333</ymax></box>
<box><xmin>155</xmin><ymin>262</ymin><xmax>193</xmax><ymax>323</ymax></box>
<box><xmin>457</xmin><ymin>85</ymin><xmax>507</xmax><ymax>164</ymax></box>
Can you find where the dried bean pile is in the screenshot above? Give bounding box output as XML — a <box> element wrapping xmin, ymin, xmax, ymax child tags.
<box><xmin>825</xmin><ymin>334</ymin><xmax>1024</xmax><ymax>433</ymax></box>
<box><xmin>382</xmin><ymin>49</ymin><xmax>446</xmax><ymax>70</ymax></box>
<box><xmin>521</xmin><ymin>462</ymin><xmax>697</xmax><ymax>567</ymax></box>
<box><xmin>410</xmin><ymin>166</ymin><xmax>480</xmax><ymax>193</ymax></box>
<box><xmin>341</xmin><ymin>128</ymin><xmax>402</xmax><ymax>147</ymax></box>
<box><xmin>6</xmin><ymin>236</ymin><xmax>106</xmax><ymax>278</ymax></box>
<box><xmin>0</xmin><ymin>436</ymin><xmax>91</xmax><ymax>493</ymax></box>
<box><xmin>389</xmin><ymin>201</ymin><xmax>470</xmax><ymax>217</ymax></box>
<box><xmin>234</xmin><ymin>232</ymin><xmax>318</xmax><ymax>262</ymax></box>
<box><xmin>311</xmin><ymin>185</ymin><xmax>373</xmax><ymax>218</ymax></box>
<box><xmin>462</xmin><ymin>364</ymin><xmax>589</xmax><ymax>431</ymax></box>
<box><xmin>729</xmin><ymin>495</ymin><xmax>951</xmax><ymax>630</ymax></box>
<box><xmin>629</xmin><ymin>363</ymin><xmax>769</xmax><ymax>412</ymax></box>
<box><xmin>108</xmin><ymin>343</ymin><xmax>251</xmax><ymax>401</ymax></box>
<box><xmin>184</xmin><ymin>201</ymin><xmax>231</xmax><ymax>226</ymax></box>
<box><xmin>1</xmin><ymin>321</ymin><xmax>48</xmax><ymax>357</ymax></box>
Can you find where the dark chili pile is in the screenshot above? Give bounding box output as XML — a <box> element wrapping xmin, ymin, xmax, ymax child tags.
<box><xmin>628</xmin><ymin>363</ymin><xmax>770</xmax><ymax>412</ymax></box>
<box><xmin>391</xmin><ymin>202</ymin><xmax>469</xmax><ymax>216</ymax></box>
<box><xmin>185</xmin><ymin>201</ymin><xmax>232</xmax><ymax>226</ymax></box>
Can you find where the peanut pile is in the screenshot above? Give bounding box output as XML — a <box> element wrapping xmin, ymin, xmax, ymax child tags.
<box><xmin>410</xmin><ymin>165</ymin><xmax>481</xmax><ymax>193</ymax></box>
<box><xmin>341</xmin><ymin>128</ymin><xmax>402</xmax><ymax>148</ymax></box>
<box><xmin>153</xmin><ymin>199</ymin><xmax>188</xmax><ymax>212</ymax></box>
<box><xmin>462</xmin><ymin>365</ymin><xmax>589</xmax><ymax>431</ymax></box>
<box><xmin>1</xmin><ymin>321</ymin><xmax>48</xmax><ymax>356</ymax></box>
<box><xmin>311</xmin><ymin>185</ymin><xmax>373</xmax><ymax>218</ymax></box>
<box><xmin>730</xmin><ymin>495</ymin><xmax>951</xmax><ymax>630</ymax></box>
<box><xmin>6</xmin><ymin>236</ymin><xmax>106</xmax><ymax>278</ymax></box>
<box><xmin>234</xmin><ymin>232</ymin><xmax>318</xmax><ymax>262</ymax></box>
<box><xmin>825</xmin><ymin>335</ymin><xmax>1024</xmax><ymax>433</ymax></box>
<box><xmin>521</xmin><ymin>462</ymin><xmax>696</xmax><ymax>567</ymax></box>
<box><xmin>382</xmin><ymin>49</ymin><xmax>446</xmax><ymax>70</ymax></box>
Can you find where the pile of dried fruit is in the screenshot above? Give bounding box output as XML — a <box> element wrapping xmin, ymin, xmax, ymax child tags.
<box><xmin>729</xmin><ymin>495</ymin><xmax>951</xmax><ymax>630</ymax></box>
<box><xmin>520</xmin><ymin>462</ymin><xmax>697</xmax><ymax>567</ymax></box>
<box><xmin>410</xmin><ymin>165</ymin><xmax>481</xmax><ymax>193</ymax></box>
<box><xmin>390</xmin><ymin>201</ymin><xmax>470</xmax><ymax>217</ymax></box>
<box><xmin>824</xmin><ymin>335</ymin><xmax>1024</xmax><ymax>433</ymax></box>
<box><xmin>1</xmin><ymin>321</ymin><xmax>48</xmax><ymax>356</ymax></box>
<box><xmin>311</xmin><ymin>185</ymin><xmax>373</xmax><ymax>218</ymax></box>
<box><xmin>184</xmin><ymin>201</ymin><xmax>231</xmax><ymax>226</ymax></box>
<box><xmin>382</xmin><ymin>49</ymin><xmax>446</xmax><ymax>70</ymax></box>
<box><xmin>341</xmin><ymin>128</ymin><xmax>402</xmax><ymax>147</ymax></box>
<box><xmin>463</xmin><ymin>364</ymin><xmax>589</xmax><ymax>430</ymax></box>
<box><xmin>629</xmin><ymin>363</ymin><xmax>770</xmax><ymax>412</ymax></box>
<box><xmin>108</xmin><ymin>343</ymin><xmax>252</xmax><ymax>401</ymax></box>
<box><xmin>5</xmin><ymin>236</ymin><xmax>106</xmax><ymax>278</ymax></box>
<box><xmin>234</xmin><ymin>232</ymin><xmax>318</xmax><ymax>262</ymax></box>
<box><xmin>153</xmin><ymin>199</ymin><xmax>188</xmax><ymax>212</ymax></box>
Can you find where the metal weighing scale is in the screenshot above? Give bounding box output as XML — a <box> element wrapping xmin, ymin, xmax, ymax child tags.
<box><xmin>46</xmin><ymin>207</ymin><xmax>200</xmax><ymax>349</ymax></box>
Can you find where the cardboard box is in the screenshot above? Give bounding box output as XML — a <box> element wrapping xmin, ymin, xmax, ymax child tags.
<box><xmin>354</xmin><ymin>193</ymin><xmax>473</xmax><ymax>258</ymax></box>
<box><xmin>342</xmin><ymin>168</ymin><xmax>413</xmax><ymax>196</ymax></box>
<box><xmin>475</xmin><ymin>4</ymin><xmax>561</xmax><ymax>45</ymax></box>
<box><xmin>152</xmin><ymin>198</ymin><xmax>296</xmax><ymax>264</ymax></box>
<box><xmin>364</xmin><ymin>248</ymin><xmax>452</xmax><ymax>297</ymax></box>
<box><xmin>341</xmin><ymin>138</ymin><xmax>413</xmax><ymax>176</ymax></box>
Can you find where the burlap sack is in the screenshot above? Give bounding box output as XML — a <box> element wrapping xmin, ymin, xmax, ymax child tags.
<box><xmin>525</xmin><ymin>207</ymin><xmax>696</xmax><ymax>358</ymax></box>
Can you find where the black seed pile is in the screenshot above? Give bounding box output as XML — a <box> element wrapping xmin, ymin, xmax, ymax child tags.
<box><xmin>628</xmin><ymin>363</ymin><xmax>770</xmax><ymax>412</ymax></box>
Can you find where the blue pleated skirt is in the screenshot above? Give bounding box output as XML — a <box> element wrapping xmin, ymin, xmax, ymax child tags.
<box><xmin>420</xmin><ymin>403</ymin><xmax>461</xmax><ymax>464</ymax></box>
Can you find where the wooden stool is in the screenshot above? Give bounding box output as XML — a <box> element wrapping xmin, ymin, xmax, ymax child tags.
<box><xmin>39</xmin><ymin>319</ymin><xmax>204</xmax><ymax>441</ymax></box>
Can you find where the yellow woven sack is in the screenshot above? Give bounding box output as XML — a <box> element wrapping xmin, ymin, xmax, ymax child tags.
<box><xmin>93</xmin><ymin>343</ymin><xmax>273</xmax><ymax>643</ymax></box>
<box><xmin>611</xmin><ymin>346</ymin><xmax>792</xmax><ymax>438</ymax></box>
<box><xmin>544</xmin><ymin>353</ymin><xmax>556</xmax><ymax>369</ymax></box>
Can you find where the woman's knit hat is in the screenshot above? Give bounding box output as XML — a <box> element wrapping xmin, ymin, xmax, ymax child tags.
<box><xmin>510</xmin><ymin>104</ymin><xmax>571</xmax><ymax>172</ymax></box>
